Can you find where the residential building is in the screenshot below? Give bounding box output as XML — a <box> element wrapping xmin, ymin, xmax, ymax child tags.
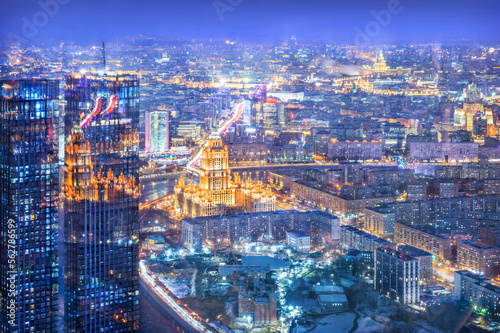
<box><xmin>409</xmin><ymin>142</ymin><xmax>479</xmax><ymax>162</ymax></box>
<box><xmin>375</xmin><ymin>247</ymin><xmax>420</xmax><ymax>304</ymax></box>
<box><xmin>454</xmin><ymin>270</ymin><xmax>500</xmax><ymax>319</ymax></box>
<box><xmin>457</xmin><ymin>240</ymin><xmax>500</xmax><ymax>277</ymax></box>
<box><xmin>340</xmin><ymin>226</ymin><xmax>394</xmax><ymax>253</ymax></box>
<box><xmin>394</xmin><ymin>222</ymin><xmax>453</xmax><ymax>260</ymax></box>
<box><xmin>397</xmin><ymin>245</ymin><xmax>434</xmax><ymax>283</ymax></box>
<box><xmin>328</xmin><ymin>138</ymin><xmax>383</xmax><ymax>161</ymax></box>
<box><xmin>364</xmin><ymin>206</ymin><xmax>395</xmax><ymax>238</ymax></box>
<box><xmin>182</xmin><ymin>210</ymin><xmax>339</xmax><ymax>251</ymax></box>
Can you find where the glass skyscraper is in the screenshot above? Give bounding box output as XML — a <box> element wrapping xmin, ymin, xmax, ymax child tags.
<box><xmin>63</xmin><ymin>74</ymin><xmax>140</xmax><ymax>332</ymax></box>
<box><xmin>145</xmin><ymin>110</ymin><xmax>169</xmax><ymax>154</ymax></box>
<box><xmin>0</xmin><ymin>79</ymin><xmax>60</xmax><ymax>332</ymax></box>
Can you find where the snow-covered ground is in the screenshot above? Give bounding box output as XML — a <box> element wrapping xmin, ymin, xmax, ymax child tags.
<box><xmin>356</xmin><ymin>316</ymin><xmax>387</xmax><ymax>332</ymax></box>
<box><xmin>296</xmin><ymin>312</ymin><xmax>356</xmax><ymax>333</ymax></box>
<box><xmin>158</xmin><ymin>276</ymin><xmax>190</xmax><ymax>298</ymax></box>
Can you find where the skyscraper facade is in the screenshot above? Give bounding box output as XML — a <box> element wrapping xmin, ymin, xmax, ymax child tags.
<box><xmin>0</xmin><ymin>80</ymin><xmax>60</xmax><ymax>332</ymax></box>
<box><xmin>145</xmin><ymin>110</ymin><xmax>169</xmax><ymax>154</ymax></box>
<box><xmin>63</xmin><ymin>74</ymin><xmax>140</xmax><ymax>332</ymax></box>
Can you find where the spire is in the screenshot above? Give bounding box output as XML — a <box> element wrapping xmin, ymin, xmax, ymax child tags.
<box><xmin>102</xmin><ymin>41</ymin><xmax>106</xmax><ymax>75</ymax></box>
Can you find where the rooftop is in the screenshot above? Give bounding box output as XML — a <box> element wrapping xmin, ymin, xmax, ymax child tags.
<box><xmin>318</xmin><ymin>294</ymin><xmax>348</xmax><ymax>304</ymax></box>
<box><xmin>397</xmin><ymin>245</ymin><xmax>433</xmax><ymax>258</ymax></box>
<box><xmin>458</xmin><ymin>239</ymin><xmax>500</xmax><ymax>250</ymax></box>
<box><xmin>286</xmin><ymin>230</ymin><xmax>309</xmax><ymax>238</ymax></box>
<box><xmin>241</xmin><ymin>255</ymin><xmax>290</xmax><ymax>270</ymax></box>
<box><xmin>340</xmin><ymin>225</ymin><xmax>393</xmax><ymax>246</ymax></box>
<box><xmin>376</xmin><ymin>246</ymin><xmax>417</xmax><ymax>261</ymax></box>
<box><xmin>312</xmin><ymin>285</ymin><xmax>344</xmax><ymax>294</ymax></box>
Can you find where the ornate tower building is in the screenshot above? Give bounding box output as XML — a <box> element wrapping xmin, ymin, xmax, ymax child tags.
<box><xmin>455</xmin><ymin>82</ymin><xmax>494</xmax><ymax>135</ymax></box>
<box><xmin>198</xmin><ymin>136</ymin><xmax>233</xmax><ymax>205</ymax></box>
<box><xmin>175</xmin><ymin>134</ymin><xmax>275</xmax><ymax>218</ymax></box>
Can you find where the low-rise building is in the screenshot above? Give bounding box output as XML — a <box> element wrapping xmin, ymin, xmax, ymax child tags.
<box><xmin>318</xmin><ymin>294</ymin><xmax>349</xmax><ymax>312</ymax></box>
<box><xmin>286</xmin><ymin>230</ymin><xmax>311</xmax><ymax>253</ymax></box>
<box><xmin>312</xmin><ymin>285</ymin><xmax>345</xmax><ymax>295</ymax></box>
<box><xmin>142</xmin><ymin>235</ymin><xmax>167</xmax><ymax>252</ymax></box>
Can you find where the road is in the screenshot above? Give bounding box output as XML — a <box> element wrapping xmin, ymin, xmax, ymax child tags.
<box><xmin>140</xmin><ymin>279</ymin><xmax>200</xmax><ymax>333</ymax></box>
<box><xmin>140</xmin><ymin>261</ymin><xmax>212</xmax><ymax>332</ymax></box>
<box><xmin>275</xmin><ymin>193</ymin><xmax>315</xmax><ymax>212</ymax></box>
<box><xmin>433</xmin><ymin>267</ymin><xmax>454</xmax><ymax>283</ymax></box>
<box><xmin>140</xmin><ymin>283</ymin><xmax>187</xmax><ymax>333</ymax></box>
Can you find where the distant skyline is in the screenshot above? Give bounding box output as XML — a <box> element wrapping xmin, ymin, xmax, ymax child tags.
<box><xmin>1</xmin><ymin>0</ymin><xmax>500</xmax><ymax>45</ymax></box>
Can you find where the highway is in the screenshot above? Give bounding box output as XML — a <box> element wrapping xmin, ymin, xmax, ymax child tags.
<box><xmin>140</xmin><ymin>283</ymin><xmax>188</xmax><ymax>333</ymax></box>
<box><xmin>140</xmin><ymin>261</ymin><xmax>212</xmax><ymax>332</ymax></box>
<box><xmin>186</xmin><ymin>101</ymin><xmax>244</xmax><ymax>175</ymax></box>
<box><xmin>140</xmin><ymin>279</ymin><xmax>200</xmax><ymax>333</ymax></box>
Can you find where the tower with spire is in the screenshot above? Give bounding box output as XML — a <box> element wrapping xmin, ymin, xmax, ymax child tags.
<box><xmin>174</xmin><ymin>135</ymin><xmax>276</xmax><ymax>217</ymax></box>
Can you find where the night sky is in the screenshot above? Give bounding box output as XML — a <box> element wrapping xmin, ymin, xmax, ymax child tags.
<box><xmin>1</xmin><ymin>0</ymin><xmax>499</xmax><ymax>44</ymax></box>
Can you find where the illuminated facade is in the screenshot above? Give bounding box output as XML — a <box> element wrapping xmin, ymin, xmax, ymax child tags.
<box><xmin>454</xmin><ymin>82</ymin><xmax>494</xmax><ymax>134</ymax></box>
<box><xmin>0</xmin><ymin>79</ymin><xmax>60</xmax><ymax>333</ymax></box>
<box><xmin>457</xmin><ymin>240</ymin><xmax>500</xmax><ymax>277</ymax></box>
<box><xmin>373</xmin><ymin>52</ymin><xmax>388</xmax><ymax>72</ymax></box>
<box><xmin>328</xmin><ymin>138</ymin><xmax>383</xmax><ymax>161</ymax></box>
<box><xmin>145</xmin><ymin>110</ymin><xmax>169</xmax><ymax>153</ymax></box>
<box><xmin>370</xmin><ymin>52</ymin><xmax>411</xmax><ymax>76</ymax></box>
<box><xmin>63</xmin><ymin>74</ymin><xmax>140</xmax><ymax>332</ymax></box>
<box><xmin>175</xmin><ymin>134</ymin><xmax>275</xmax><ymax>217</ymax></box>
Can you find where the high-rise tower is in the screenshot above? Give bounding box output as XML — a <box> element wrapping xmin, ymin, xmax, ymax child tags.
<box><xmin>0</xmin><ymin>79</ymin><xmax>60</xmax><ymax>332</ymax></box>
<box><xmin>145</xmin><ymin>110</ymin><xmax>169</xmax><ymax>154</ymax></box>
<box><xmin>198</xmin><ymin>135</ymin><xmax>233</xmax><ymax>204</ymax></box>
<box><xmin>63</xmin><ymin>74</ymin><xmax>140</xmax><ymax>332</ymax></box>
<box><xmin>175</xmin><ymin>133</ymin><xmax>276</xmax><ymax>217</ymax></box>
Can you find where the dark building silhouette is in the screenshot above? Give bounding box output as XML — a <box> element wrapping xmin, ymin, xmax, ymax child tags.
<box><xmin>0</xmin><ymin>79</ymin><xmax>60</xmax><ymax>332</ymax></box>
<box><xmin>63</xmin><ymin>74</ymin><xmax>140</xmax><ymax>332</ymax></box>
